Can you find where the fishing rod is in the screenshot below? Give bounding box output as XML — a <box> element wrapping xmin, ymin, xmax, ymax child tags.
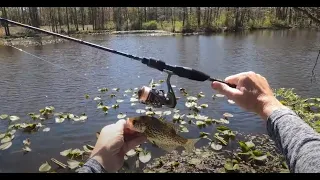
<box><xmin>0</xmin><ymin>17</ymin><xmax>236</xmax><ymax>108</ymax></box>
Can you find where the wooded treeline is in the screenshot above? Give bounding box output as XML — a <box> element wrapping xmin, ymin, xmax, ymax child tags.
<box><xmin>1</xmin><ymin>7</ymin><xmax>319</xmax><ymax>36</ymax></box>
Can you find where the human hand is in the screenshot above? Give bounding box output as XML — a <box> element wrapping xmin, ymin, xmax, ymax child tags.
<box><xmin>211</xmin><ymin>71</ymin><xmax>285</xmax><ymax>120</ymax></box>
<box><xmin>90</xmin><ymin>119</ymin><xmax>147</xmax><ymax>172</ymax></box>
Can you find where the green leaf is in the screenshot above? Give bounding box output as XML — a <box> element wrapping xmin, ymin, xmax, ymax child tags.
<box><xmin>136</xmin><ymin>109</ymin><xmax>146</xmax><ymax>114</ymax></box>
<box><xmin>180</xmin><ymin>120</ymin><xmax>187</xmax><ymax>125</ymax></box>
<box><xmin>187</xmin><ymin>96</ymin><xmax>198</xmax><ymax>102</ymax></box>
<box><xmin>223</xmin><ymin>113</ymin><xmax>234</xmax><ymax>118</ymax></box>
<box><xmin>146</xmin><ymin>111</ymin><xmax>155</xmax><ymax>116</ymax></box>
<box><xmin>83</xmin><ymin>145</ymin><xmax>93</xmax><ymax>153</ymax></box>
<box><xmin>195</xmin><ymin>114</ymin><xmax>209</xmax><ymax>120</ymax></box>
<box><xmin>98</xmin><ymin>88</ymin><xmax>108</xmax><ymax>92</ymax></box>
<box><xmin>228</xmin><ymin>100</ymin><xmax>235</xmax><ymax>104</ymax></box>
<box><xmin>196</xmin><ymin>121</ymin><xmax>205</xmax><ymax>127</ymax></box>
<box><xmin>131</xmin><ymin>103</ymin><xmax>136</xmax><ymax>106</ymax></box>
<box><xmin>214</xmin><ymin>134</ymin><xmax>228</xmax><ymax>146</ymax></box>
<box><xmin>163</xmin><ymin>111</ymin><xmax>172</xmax><ymax>116</ymax></box>
<box><xmin>245</xmin><ymin>141</ymin><xmax>255</xmax><ymax>149</ymax></box>
<box><xmin>130</xmin><ymin>98</ymin><xmax>138</xmax><ymax>102</ymax></box>
<box><xmin>126</xmin><ymin>149</ymin><xmax>137</xmax><ymax>157</ymax></box>
<box><xmin>197</xmin><ymin>92</ymin><xmax>205</xmax><ymax>98</ymax></box>
<box><xmin>125</xmin><ymin>89</ymin><xmax>132</xmax><ymax>93</ymax></box>
<box><xmin>116</xmin><ymin>99</ymin><xmax>124</xmax><ymax>103</ymax></box>
<box><xmin>117</xmin><ymin>113</ymin><xmax>126</xmax><ymax>119</ymax></box>
<box><xmin>0</xmin><ymin>133</ymin><xmax>5</xmax><ymax>139</ymax></box>
<box><xmin>253</xmin><ymin>150</ymin><xmax>263</xmax><ymax>157</ymax></box>
<box><xmin>224</xmin><ymin>161</ymin><xmax>234</xmax><ymax>171</ymax></box>
<box><xmin>155</xmin><ymin>111</ymin><xmax>163</xmax><ymax>115</ymax></box>
<box><xmin>112</xmin><ymin>88</ymin><xmax>120</xmax><ymax>92</ymax></box>
<box><xmin>39</xmin><ymin>162</ymin><xmax>51</xmax><ymax>172</ymax></box>
<box><xmin>217</xmin><ymin>126</ymin><xmax>231</xmax><ymax>131</ymax></box>
<box><xmin>139</xmin><ymin>151</ymin><xmax>151</xmax><ymax>163</ymax></box>
<box><xmin>109</xmin><ymin>94</ymin><xmax>116</xmax><ymax>98</ymax></box>
<box><xmin>0</xmin><ymin>114</ymin><xmax>8</xmax><ymax>120</ymax></box>
<box><xmin>180</xmin><ymin>126</ymin><xmax>189</xmax><ymax>133</ymax></box>
<box><xmin>55</xmin><ymin>117</ymin><xmax>65</xmax><ymax>123</ymax></box>
<box><xmin>23</xmin><ymin>146</ymin><xmax>32</xmax><ymax>152</ymax></box>
<box><xmin>85</xmin><ymin>94</ymin><xmax>89</xmax><ymax>99</ymax></box>
<box><xmin>43</xmin><ymin>127</ymin><xmax>50</xmax><ymax>132</ymax></box>
<box><xmin>233</xmin><ymin>164</ymin><xmax>240</xmax><ymax>170</ymax></box>
<box><xmin>79</xmin><ymin>115</ymin><xmax>88</xmax><ymax>121</ymax></box>
<box><xmin>8</xmin><ymin>129</ymin><xmax>16</xmax><ymax>135</ymax></box>
<box><xmin>9</xmin><ymin>116</ymin><xmax>20</xmax><ymax>121</ymax></box>
<box><xmin>173</xmin><ymin>114</ymin><xmax>181</xmax><ymax>120</ymax></box>
<box><xmin>1</xmin><ymin>136</ymin><xmax>12</xmax><ymax>143</ymax></box>
<box><xmin>67</xmin><ymin>160</ymin><xmax>81</xmax><ymax>169</ymax></box>
<box><xmin>254</xmin><ymin>155</ymin><xmax>267</xmax><ymax>161</ymax></box>
<box><xmin>0</xmin><ymin>142</ymin><xmax>12</xmax><ymax>150</ymax></box>
<box><xmin>211</xmin><ymin>142</ymin><xmax>223</xmax><ymax>150</ymax></box>
<box><xmin>239</xmin><ymin>141</ymin><xmax>250</xmax><ymax>152</ymax></box>
<box><xmin>93</xmin><ymin>97</ymin><xmax>101</xmax><ymax>101</ymax></box>
<box><xmin>200</xmin><ymin>104</ymin><xmax>208</xmax><ymax>108</ymax></box>
<box><xmin>112</xmin><ymin>104</ymin><xmax>119</xmax><ymax>109</ymax></box>
<box><xmin>60</xmin><ymin>149</ymin><xmax>72</xmax><ymax>156</ymax></box>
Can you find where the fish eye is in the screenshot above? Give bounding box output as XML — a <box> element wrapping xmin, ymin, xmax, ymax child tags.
<box><xmin>132</xmin><ymin>120</ymin><xmax>136</xmax><ymax>125</ymax></box>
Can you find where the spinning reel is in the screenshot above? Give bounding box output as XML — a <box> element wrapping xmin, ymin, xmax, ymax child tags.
<box><xmin>137</xmin><ymin>70</ymin><xmax>177</xmax><ymax>108</ymax></box>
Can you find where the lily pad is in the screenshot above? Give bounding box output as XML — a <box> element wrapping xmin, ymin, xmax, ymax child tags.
<box><xmin>200</xmin><ymin>104</ymin><xmax>208</xmax><ymax>108</ymax></box>
<box><xmin>185</xmin><ymin>102</ymin><xmax>197</xmax><ymax>108</ymax></box>
<box><xmin>67</xmin><ymin>159</ymin><xmax>81</xmax><ymax>169</ymax></box>
<box><xmin>173</xmin><ymin>114</ymin><xmax>181</xmax><ymax>120</ymax></box>
<box><xmin>197</xmin><ymin>92</ymin><xmax>205</xmax><ymax>98</ymax></box>
<box><xmin>214</xmin><ymin>134</ymin><xmax>228</xmax><ymax>146</ymax></box>
<box><xmin>109</xmin><ymin>94</ymin><xmax>116</xmax><ymax>98</ymax></box>
<box><xmin>223</xmin><ymin>113</ymin><xmax>234</xmax><ymax>118</ymax></box>
<box><xmin>117</xmin><ymin>113</ymin><xmax>126</xmax><ymax>119</ymax></box>
<box><xmin>39</xmin><ymin>162</ymin><xmax>51</xmax><ymax>172</ymax></box>
<box><xmin>112</xmin><ymin>88</ymin><xmax>120</xmax><ymax>92</ymax></box>
<box><xmin>98</xmin><ymin>88</ymin><xmax>108</xmax><ymax>92</ymax></box>
<box><xmin>215</xmin><ymin>94</ymin><xmax>225</xmax><ymax>98</ymax></box>
<box><xmin>116</xmin><ymin>99</ymin><xmax>124</xmax><ymax>103</ymax></box>
<box><xmin>126</xmin><ymin>149</ymin><xmax>137</xmax><ymax>157</ymax></box>
<box><xmin>211</xmin><ymin>142</ymin><xmax>223</xmax><ymax>150</ymax></box>
<box><xmin>254</xmin><ymin>155</ymin><xmax>267</xmax><ymax>161</ymax></box>
<box><xmin>8</xmin><ymin>129</ymin><xmax>16</xmax><ymax>135</ymax></box>
<box><xmin>55</xmin><ymin>117</ymin><xmax>65</xmax><ymax>123</ymax></box>
<box><xmin>0</xmin><ymin>142</ymin><xmax>12</xmax><ymax>150</ymax></box>
<box><xmin>131</xmin><ymin>103</ymin><xmax>136</xmax><ymax>106</ymax></box>
<box><xmin>130</xmin><ymin>98</ymin><xmax>138</xmax><ymax>102</ymax></box>
<box><xmin>60</xmin><ymin>149</ymin><xmax>72</xmax><ymax>156</ymax></box>
<box><xmin>0</xmin><ymin>133</ymin><xmax>5</xmax><ymax>139</ymax></box>
<box><xmin>163</xmin><ymin>111</ymin><xmax>171</xmax><ymax>116</ymax></box>
<box><xmin>23</xmin><ymin>146</ymin><xmax>32</xmax><ymax>152</ymax></box>
<box><xmin>245</xmin><ymin>141</ymin><xmax>255</xmax><ymax>149</ymax></box>
<box><xmin>155</xmin><ymin>111</ymin><xmax>163</xmax><ymax>115</ymax></box>
<box><xmin>239</xmin><ymin>141</ymin><xmax>250</xmax><ymax>152</ymax></box>
<box><xmin>187</xmin><ymin>96</ymin><xmax>198</xmax><ymax>101</ymax></box>
<box><xmin>138</xmin><ymin>151</ymin><xmax>151</xmax><ymax>163</ymax></box>
<box><xmin>196</xmin><ymin>121</ymin><xmax>205</xmax><ymax>127</ymax></box>
<box><xmin>180</xmin><ymin>120</ymin><xmax>187</xmax><ymax>125</ymax></box>
<box><xmin>112</xmin><ymin>104</ymin><xmax>119</xmax><ymax>109</ymax></box>
<box><xmin>195</xmin><ymin>114</ymin><xmax>208</xmax><ymax>120</ymax></box>
<box><xmin>9</xmin><ymin>116</ymin><xmax>20</xmax><ymax>121</ymax></box>
<box><xmin>43</xmin><ymin>127</ymin><xmax>50</xmax><ymax>132</ymax></box>
<box><xmin>0</xmin><ymin>114</ymin><xmax>8</xmax><ymax>120</ymax></box>
<box><xmin>93</xmin><ymin>97</ymin><xmax>101</xmax><ymax>101</ymax></box>
<box><xmin>125</xmin><ymin>89</ymin><xmax>132</xmax><ymax>93</ymax></box>
<box><xmin>85</xmin><ymin>94</ymin><xmax>89</xmax><ymax>99</ymax></box>
<box><xmin>23</xmin><ymin>138</ymin><xmax>31</xmax><ymax>146</ymax></box>
<box><xmin>180</xmin><ymin>125</ymin><xmax>189</xmax><ymax>133</ymax></box>
<box><xmin>136</xmin><ymin>109</ymin><xmax>146</xmax><ymax>114</ymax></box>
<box><xmin>146</xmin><ymin>111</ymin><xmax>155</xmax><ymax>116</ymax></box>
<box><xmin>79</xmin><ymin>115</ymin><xmax>88</xmax><ymax>121</ymax></box>
<box><xmin>83</xmin><ymin>145</ymin><xmax>94</xmax><ymax>153</ymax></box>
<box><xmin>1</xmin><ymin>136</ymin><xmax>13</xmax><ymax>143</ymax></box>
<box><xmin>228</xmin><ymin>100</ymin><xmax>235</xmax><ymax>104</ymax></box>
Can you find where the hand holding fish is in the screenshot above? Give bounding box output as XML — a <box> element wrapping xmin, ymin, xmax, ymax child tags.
<box><xmin>89</xmin><ymin>119</ymin><xmax>147</xmax><ymax>172</ymax></box>
<box><xmin>211</xmin><ymin>71</ymin><xmax>284</xmax><ymax>120</ymax></box>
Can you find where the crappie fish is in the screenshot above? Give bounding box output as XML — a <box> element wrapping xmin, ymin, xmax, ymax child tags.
<box><xmin>127</xmin><ymin>115</ymin><xmax>200</xmax><ymax>153</ymax></box>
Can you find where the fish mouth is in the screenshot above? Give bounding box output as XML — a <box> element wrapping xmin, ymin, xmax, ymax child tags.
<box><xmin>126</xmin><ymin>117</ymin><xmax>140</xmax><ymax>132</ymax></box>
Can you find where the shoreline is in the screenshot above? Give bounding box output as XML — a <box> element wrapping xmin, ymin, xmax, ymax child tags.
<box><xmin>0</xmin><ymin>26</ymin><xmax>312</xmax><ymax>47</ymax></box>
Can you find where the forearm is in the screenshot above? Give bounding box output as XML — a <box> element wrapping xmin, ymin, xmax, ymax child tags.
<box><xmin>267</xmin><ymin>108</ymin><xmax>320</xmax><ymax>173</ymax></box>
<box><xmin>76</xmin><ymin>158</ymin><xmax>107</xmax><ymax>173</ymax></box>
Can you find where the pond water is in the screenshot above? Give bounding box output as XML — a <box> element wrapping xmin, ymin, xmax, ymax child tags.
<box><xmin>0</xmin><ymin>29</ymin><xmax>319</xmax><ymax>172</ymax></box>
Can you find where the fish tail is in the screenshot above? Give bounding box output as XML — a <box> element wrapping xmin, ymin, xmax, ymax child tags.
<box><xmin>184</xmin><ymin>138</ymin><xmax>200</xmax><ymax>153</ymax></box>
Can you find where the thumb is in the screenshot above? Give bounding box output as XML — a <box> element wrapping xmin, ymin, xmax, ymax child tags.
<box><xmin>211</xmin><ymin>81</ymin><xmax>242</xmax><ymax>99</ymax></box>
<box><xmin>122</xmin><ymin>136</ymin><xmax>147</xmax><ymax>153</ymax></box>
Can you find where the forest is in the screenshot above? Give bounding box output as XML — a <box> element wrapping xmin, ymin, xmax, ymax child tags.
<box><xmin>0</xmin><ymin>7</ymin><xmax>319</xmax><ymax>37</ymax></box>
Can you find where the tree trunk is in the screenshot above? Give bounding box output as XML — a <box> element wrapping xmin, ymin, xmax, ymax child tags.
<box><xmin>197</xmin><ymin>7</ymin><xmax>201</xmax><ymax>28</ymax></box>
<box><xmin>80</xmin><ymin>7</ymin><xmax>85</xmax><ymax>30</ymax></box>
<box><xmin>182</xmin><ymin>7</ymin><xmax>186</xmax><ymax>27</ymax></box>
<box><xmin>20</xmin><ymin>7</ymin><xmax>25</xmax><ymax>23</ymax></box>
<box><xmin>144</xmin><ymin>7</ymin><xmax>147</xmax><ymax>22</ymax></box>
<box><xmin>101</xmin><ymin>7</ymin><xmax>105</xmax><ymax>29</ymax></box>
<box><xmin>171</xmin><ymin>7</ymin><xmax>175</xmax><ymax>32</ymax></box>
<box><xmin>289</xmin><ymin>7</ymin><xmax>292</xmax><ymax>24</ymax></box>
<box><xmin>1</xmin><ymin>7</ymin><xmax>10</xmax><ymax>36</ymax></box>
<box><xmin>74</xmin><ymin>7</ymin><xmax>79</xmax><ymax>31</ymax></box>
<box><xmin>65</xmin><ymin>7</ymin><xmax>70</xmax><ymax>34</ymax></box>
<box><xmin>57</xmin><ymin>7</ymin><xmax>62</xmax><ymax>32</ymax></box>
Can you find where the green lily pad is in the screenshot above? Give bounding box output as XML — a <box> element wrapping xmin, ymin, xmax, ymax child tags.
<box><xmin>195</xmin><ymin>114</ymin><xmax>208</xmax><ymax>120</ymax></box>
<box><xmin>180</xmin><ymin>125</ymin><xmax>189</xmax><ymax>133</ymax></box>
<box><xmin>211</xmin><ymin>142</ymin><xmax>223</xmax><ymax>150</ymax></box>
<box><xmin>253</xmin><ymin>150</ymin><xmax>263</xmax><ymax>157</ymax></box>
<box><xmin>60</xmin><ymin>149</ymin><xmax>72</xmax><ymax>156</ymax></box>
<box><xmin>239</xmin><ymin>141</ymin><xmax>250</xmax><ymax>152</ymax></box>
<box><xmin>0</xmin><ymin>142</ymin><xmax>12</xmax><ymax>150</ymax></box>
<box><xmin>0</xmin><ymin>114</ymin><xmax>8</xmax><ymax>120</ymax></box>
<box><xmin>8</xmin><ymin>129</ymin><xmax>16</xmax><ymax>135</ymax></box>
<box><xmin>163</xmin><ymin>111</ymin><xmax>171</xmax><ymax>116</ymax></box>
<box><xmin>215</xmin><ymin>94</ymin><xmax>225</xmax><ymax>98</ymax></box>
<box><xmin>200</xmin><ymin>104</ymin><xmax>208</xmax><ymax>108</ymax></box>
<box><xmin>112</xmin><ymin>104</ymin><xmax>119</xmax><ymax>109</ymax></box>
<box><xmin>173</xmin><ymin>114</ymin><xmax>181</xmax><ymax>120</ymax></box>
<box><xmin>109</xmin><ymin>94</ymin><xmax>116</xmax><ymax>98</ymax></box>
<box><xmin>116</xmin><ymin>99</ymin><xmax>124</xmax><ymax>103</ymax></box>
<box><xmin>245</xmin><ymin>141</ymin><xmax>255</xmax><ymax>149</ymax></box>
<box><xmin>197</xmin><ymin>92</ymin><xmax>205</xmax><ymax>98</ymax></box>
<box><xmin>79</xmin><ymin>115</ymin><xmax>88</xmax><ymax>121</ymax></box>
<box><xmin>223</xmin><ymin>113</ymin><xmax>234</xmax><ymax>118</ymax></box>
<box><xmin>1</xmin><ymin>136</ymin><xmax>13</xmax><ymax>143</ymax></box>
<box><xmin>124</xmin><ymin>89</ymin><xmax>132</xmax><ymax>93</ymax></box>
<box><xmin>196</xmin><ymin>121</ymin><xmax>205</xmax><ymax>127</ymax></box>
<box><xmin>9</xmin><ymin>116</ymin><xmax>20</xmax><ymax>121</ymax></box>
<box><xmin>43</xmin><ymin>127</ymin><xmax>50</xmax><ymax>132</ymax></box>
<box><xmin>139</xmin><ymin>151</ymin><xmax>151</xmax><ymax>163</ymax></box>
<box><xmin>67</xmin><ymin>159</ymin><xmax>81</xmax><ymax>169</ymax></box>
<box><xmin>155</xmin><ymin>111</ymin><xmax>163</xmax><ymax>115</ymax></box>
<box><xmin>131</xmin><ymin>103</ymin><xmax>136</xmax><ymax>106</ymax></box>
<box><xmin>254</xmin><ymin>155</ymin><xmax>267</xmax><ymax>161</ymax></box>
<box><xmin>85</xmin><ymin>94</ymin><xmax>89</xmax><ymax>99</ymax></box>
<box><xmin>130</xmin><ymin>98</ymin><xmax>138</xmax><ymax>102</ymax></box>
<box><xmin>23</xmin><ymin>146</ymin><xmax>32</xmax><ymax>152</ymax></box>
<box><xmin>55</xmin><ymin>117</ymin><xmax>65</xmax><ymax>123</ymax></box>
<box><xmin>187</xmin><ymin>96</ymin><xmax>198</xmax><ymax>102</ymax></box>
<box><xmin>98</xmin><ymin>88</ymin><xmax>108</xmax><ymax>92</ymax></box>
<box><xmin>112</xmin><ymin>88</ymin><xmax>120</xmax><ymax>92</ymax></box>
<box><xmin>93</xmin><ymin>97</ymin><xmax>101</xmax><ymax>101</ymax></box>
<box><xmin>185</xmin><ymin>102</ymin><xmax>197</xmax><ymax>108</ymax></box>
<box><xmin>228</xmin><ymin>100</ymin><xmax>235</xmax><ymax>104</ymax></box>
<box><xmin>214</xmin><ymin>134</ymin><xmax>228</xmax><ymax>146</ymax></box>
<box><xmin>180</xmin><ymin>120</ymin><xmax>187</xmax><ymax>125</ymax></box>
<box><xmin>83</xmin><ymin>145</ymin><xmax>94</xmax><ymax>153</ymax></box>
<box><xmin>126</xmin><ymin>149</ymin><xmax>137</xmax><ymax>157</ymax></box>
<box><xmin>136</xmin><ymin>109</ymin><xmax>146</xmax><ymax>114</ymax></box>
<box><xmin>39</xmin><ymin>162</ymin><xmax>51</xmax><ymax>172</ymax></box>
<box><xmin>217</xmin><ymin>126</ymin><xmax>231</xmax><ymax>131</ymax></box>
<box><xmin>0</xmin><ymin>133</ymin><xmax>5</xmax><ymax>139</ymax></box>
<box><xmin>146</xmin><ymin>111</ymin><xmax>155</xmax><ymax>116</ymax></box>
<box><xmin>23</xmin><ymin>138</ymin><xmax>31</xmax><ymax>146</ymax></box>
<box><xmin>117</xmin><ymin>113</ymin><xmax>126</xmax><ymax>119</ymax></box>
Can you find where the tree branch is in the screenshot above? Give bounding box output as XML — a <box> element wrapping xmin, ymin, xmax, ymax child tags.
<box><xmin>293</xmin><ymin>7</ymin><xmax>320</xmax><ymax>24</ymax></box>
